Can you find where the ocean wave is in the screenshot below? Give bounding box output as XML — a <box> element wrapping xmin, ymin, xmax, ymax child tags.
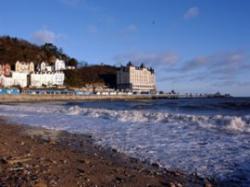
<box><xmin>1</xmin><ymin>104</ymin><xmax>250</xmax><ymax>133</ymax></box>
<box><xmin>64</xmin><ymin>106</ymin><xmax>250</xmax><ymax>133</ymax></box>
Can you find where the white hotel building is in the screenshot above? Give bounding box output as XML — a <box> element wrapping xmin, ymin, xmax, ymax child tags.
<box><xmin>117</xmin><ymin>63</ymin><xmax>156</xmax><ymax>93</ymax></box>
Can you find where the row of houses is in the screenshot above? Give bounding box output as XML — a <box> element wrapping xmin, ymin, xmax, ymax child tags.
<box><xmin>0</xmin><ymin>59</ymin><xmax>73</xmax><ymax>88</ymax></box>
<box><xmin>15</xmin><ymin>59</ymin><xmax>74</xmax><ymax>73</ymax></box>
<box><xmin>0</xmin><ymin>60</ymin><xmax>157</xmax><ymax>93</ymax></box>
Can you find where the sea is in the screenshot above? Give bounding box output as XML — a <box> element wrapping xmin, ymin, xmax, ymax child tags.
<box><xmin>0</xmin><ymin>97</ymin><xmax>250</xmax><ymax>186</ymax></box>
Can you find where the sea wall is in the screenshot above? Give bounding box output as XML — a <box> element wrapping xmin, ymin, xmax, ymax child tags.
<box><xmin>0</xmin><ymin>94</ymin><xmax>175</xmax><ymax>103</ymax></box>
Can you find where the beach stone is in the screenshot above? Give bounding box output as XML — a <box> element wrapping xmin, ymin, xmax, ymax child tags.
<box><xmin>169</xmin><ymin>182</ymin><xmax>176</xmax><ymax>187</ymax></box>
<box><xmin>34</xmin><ymin>181</ymin><xmax>47</xmax><ymax>187</ymax></box>
<box><xmin>63</xmin><ymin>159</ymin><xmax>68</xmax><ymax>164</ymax></box>
<box><xmin>49</xmin><ymin>179</ymin><xmax>57</xmax><ymax>186</ymax></box>
<box><xmin>77</xmin><ymin>167</ymin><xmax>85</xmax><ymax>173</ymax></box>
<box><xmin>176</xmin><ymin>183</ymin><xmax>183</xmax><ymax>187</ymax></box>
<box><xmin>34</xmin><ymin>164</ymin><xmax>40</xmax><ymax>168</ymax></box>
<box><xmin>112</xmin><ymin>148</ymin><xmax>117</xmax><ymax>153</ymax></box>
<box><xmin>142</xmin><ymin>169</ymin><xmax>151</xmax><ymax>175</ymax></box>
<box><xmin>79</xmin><ymin>159</ymin><xmax>90</xmax><ymax>165</ymax></box>
<box><xmin>49</xmin><ymin>140</ymin><xmax>56</xmax><ymax>145</ymax></box>
<box><xmin>0</xmin><ymin>157</ymin><xmax>8</xmax><ymax>164</ymax></box>
<box><xmin>78</xmin><ymin>159</ymin><xmax>85</xmax><ymax>163</ymax></box>
<box><xmin>115</xmin><ymin>176</ymin><xmax>123</xmax><ymax>183</ymax></box>
<box><xmin>151</xmin><ymin>162</ymin><xmax>159</xmax><ymax>169</ymax></box>
<box><xmin>205</xmin><ymin>181</ymin><xmax>213</xmax><ymax>187</ymax></box>
<box><xmin>31</xmin><ymin>175</ymin><xmax>38</xmax><ymax>181</ymax></box>
<box><xmin>173</xmin><ymin>171</ymin><xmax>181</xmax><ymax>176</ymax></box>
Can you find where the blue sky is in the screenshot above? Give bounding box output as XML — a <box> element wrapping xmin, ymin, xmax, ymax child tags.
<box><xmin>0</xmin><ymin>0</ymin><xmax>250</xmax><ymax>96</ymax></box>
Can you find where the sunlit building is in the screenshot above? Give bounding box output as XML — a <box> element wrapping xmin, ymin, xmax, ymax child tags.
<box><xmin>15</xmin><ymin>61</ymin><xmax>34</xmax><ymax>73</ymax></box>
<box><xmin>0</xmin><ymin>64</ymin><xmax>11</xmax><ymax>76</ymax></box>
<box><xmin>0</xmin><ymin>72</ymin><xmax>28</xmax><ymax>88</ymax></box>
<box><xmin>30</xmin><ymin>72</ymin><xmax>65</xmax><ymax>87</ymax></box>
<box><xmin>117</xmin><ymin>62</ymin><xmax>156</xmax><ymax>93</ymax></box>
<box><xmin>55</xmin><ymin>59</ymin><xmax>66</xmax><ymax>71</ymax></box>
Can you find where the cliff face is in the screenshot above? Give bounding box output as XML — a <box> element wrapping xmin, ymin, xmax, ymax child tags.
<box><xmin>0</xmin><ymin>36</ymin><xmax>71</xmax><ymax>66</ymax></box>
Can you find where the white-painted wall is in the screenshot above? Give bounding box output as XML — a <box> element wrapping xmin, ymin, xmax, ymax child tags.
<box><xmin>117</xmin><ymin>65</ymin><xmax>156</xmax><ymax>92</ymax></box>
<box><xmin>12</xmin><ymin>72</ymin><xmax>28</xmax><ymax>88</ymax></box>
<box><xmin>55</xmin><ymin>59</ymin><xmax>66</xmax><ymax>71</ymax></box>
<box><xmin>0</xmin><ymin>76</ymin><xmax>14</xmax><ymax>87</ymax></box>
<box><xmin>30</xmin><ymin>72</ymin><xmax>65</xmax><ymax>87</ymax></box>
<box><xmin>0</xmin><ymin>72</ymin><xmax>28</xmax><ymax>88</ymax></box>
<box><xmin>40</xmin><ymin>62</ymin><xmax>47</xmax><ymax>72</ymax></box>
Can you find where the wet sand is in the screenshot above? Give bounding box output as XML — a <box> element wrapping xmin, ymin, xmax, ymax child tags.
<box><xmin>0</xmin><ymin>119</ymin><xmax>214</xmax><ymax>187</ymax></box>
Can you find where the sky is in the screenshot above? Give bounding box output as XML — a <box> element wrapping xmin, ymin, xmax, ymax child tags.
<box><xmin>0</xmin><ymin>0</ymin><xmax>250</xmax><ymax>96</ymax></box>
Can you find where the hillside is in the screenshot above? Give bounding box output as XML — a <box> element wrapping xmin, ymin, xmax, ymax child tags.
<box><xmin>64</xmin><ymin>65</ymin><xmax>118</xmax><ymax>88</ymax></box>
<box><xmin>0</xmin><ymin>36</ymin><xmax>75</xmax><ymax>66</ymax></box>
<box><xmin>0</xmin><ymin>36</ymin><xmax>118</xmax><ymax>88</ymax></box>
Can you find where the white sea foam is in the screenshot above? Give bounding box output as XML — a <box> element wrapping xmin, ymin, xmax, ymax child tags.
<box><xmin>1</xmin><ymin>104</ymin><xmax>250</xmax><ymax>133</ymax></box>
<box><xmin>0</xmin><ymin>103</ymin><xmax>250</xmax><ymax>185</ymax></box>
<box><xmin>64</xmin><ymin>105</ymin><xmax>250</xmax><ymax>133</ymax></box>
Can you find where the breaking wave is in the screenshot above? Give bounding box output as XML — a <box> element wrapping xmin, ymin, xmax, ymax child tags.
<box><xmin>65</xmin><ymin>105</ymin><xmax>250</xmax><ymax>133</ymax></box>
<box><xmin>1</xmin><ymin>104</ymin><xmax>250</xmax><ymax>133</ymax></box>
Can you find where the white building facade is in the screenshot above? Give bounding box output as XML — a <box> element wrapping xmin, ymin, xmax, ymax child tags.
<box><xmin>117</xmin><ymin>63</ymin><xmax>156</xmax><ymax>93</ymax></box>
<box><xmin>12</xmin><ymin>72</ymin><xmax>28</xmax><ymax>88</ymax></box>
<box><xmin>30</xmin><ymin>59</ymin><xmax>66</xmax><ymax>88</ymax></box>
<box><xmin>0</xmin><ymin>58</ymin><xmax>71</xmax><ymax>88</ymax></box>
<box><xmin>15</xmin><ymin>61</ymin><xmax>34</xmax><ymax>73</ymax></box>
<box><xmin>30</xmin><ymin>72</ymin><xmax>65</xmax><ymax>87</ymax></box>
<box><xmin>0</xmin><ymin>72</ymin><xmax>28</xmax><ymax>88</ymax></box>
<box><xmin>0</xmin><ymin>76</ymin><xmax>14</xmax><ymax>87</ymax></box>
<box><xmin>38</xmin><ymin>62</ymin><xmax>53</xmax><ymax>72</ymax></box>
<box><xmin>55</xmin><ymin>59</ymin><xmax>66</xmax><ymax>71</ymax></box>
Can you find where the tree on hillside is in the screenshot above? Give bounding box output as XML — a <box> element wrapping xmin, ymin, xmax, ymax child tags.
<box><xmin>67</xmin><ymin>58</ymin><xmax>78</xmax><ymax>67</ymax></box>
<box><xmin>41</xmin><ymin>43</ymin><xmax>58</xmax><ymax>53</ymax></box>
<box><xmin>0</xmin><ymin>36</ymin><xmax>71</xmax><ymax>65</ymax></box>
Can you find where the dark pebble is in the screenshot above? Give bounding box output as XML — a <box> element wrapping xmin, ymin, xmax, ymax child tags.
<box><xmin>151</xmin><ymin>162</ymin><xmax>159</xmax><ymax>169</ymax></box>
<box><xmin>0</xmin><ymin>157</ymin><xmax>7</xmax><ymax>164</ymax></box>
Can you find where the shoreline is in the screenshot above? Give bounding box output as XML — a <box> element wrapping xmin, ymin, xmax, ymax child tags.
<box><xmin>0</xmin><ymin>119</ymin><xmax>214</xmax><ymax>187</ymax></box>
<box><xmin>0</xmin><ymin>94</ymin><xmax>232</xmax><ymax>104</ymax></box>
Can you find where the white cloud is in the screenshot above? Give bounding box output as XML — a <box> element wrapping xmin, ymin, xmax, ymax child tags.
<box><xmin>114</xmin><ymin>51</ymin><xmax>179</xmax><ymax>67</ymax></box>
<box><xmin>181</xmin><ymin>51</ymin><xmax>248</xmax><ymax>72</ymax></box>
<box><xmin>32</xmin><ymin>29</ymin><xmax>61</xmax><ymax>44</ymax></box>
<box><xmin>162</xmin><ymin>50</ymin><xmax>250</xmax><ymax>87</ymax></box>
<box><xmin>184</xmin><ymin>6</ymin><xmax>200</xmax><ymax>20</ymax></box>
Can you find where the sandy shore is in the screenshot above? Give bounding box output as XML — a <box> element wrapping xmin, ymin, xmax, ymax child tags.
<box><xmin>0</xmin><ymin>119</ymin><xmax>214</xmax><ymax>187</ymax></box>
<box><xmin>0</xmin><ymin>94</ymin><xmax>174</xmax><ymax>103</ymax></box>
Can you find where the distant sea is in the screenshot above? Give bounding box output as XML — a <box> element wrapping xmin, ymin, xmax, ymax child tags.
<box><xmin>0</xmin><ymin>97</ymin><xmax>250</xmax><ymax>186</ymax></box>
